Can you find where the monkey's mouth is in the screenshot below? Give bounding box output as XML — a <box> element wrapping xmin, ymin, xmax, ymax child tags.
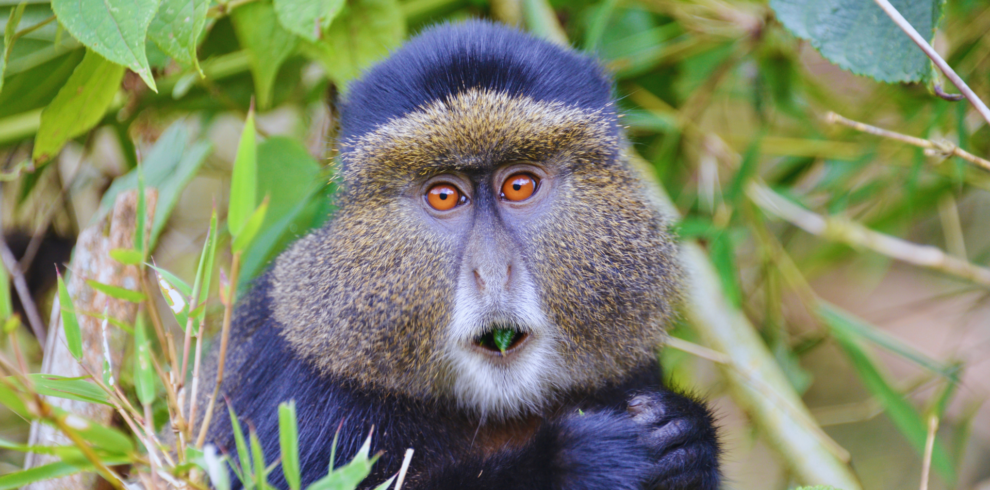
<box><xmin>473</xmin><ymin>324</ymin><xmax>529</xmax><ymax>356</ymax></box>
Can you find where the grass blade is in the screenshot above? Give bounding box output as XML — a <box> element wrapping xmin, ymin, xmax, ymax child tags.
<box><xmin>56</xmin><ymin>270</ymin><xmax>82</xmax><ymax>360</ymax></box>
<box><xmin>279</xmin><ymin>401</ymin><xmax>301</xmax><ymax>490</ymax></box>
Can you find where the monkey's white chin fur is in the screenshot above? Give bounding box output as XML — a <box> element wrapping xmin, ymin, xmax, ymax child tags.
<box><xmin>444</xmin><ymin>282</ymin><xmax>563</xmax><ymax>420</ymax></box>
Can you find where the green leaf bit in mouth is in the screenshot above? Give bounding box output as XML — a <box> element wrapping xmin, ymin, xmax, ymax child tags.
<box><xmin>476</xmin><ymin>326</ymin><xmax>527</xmax><ymax>355</ymax></box>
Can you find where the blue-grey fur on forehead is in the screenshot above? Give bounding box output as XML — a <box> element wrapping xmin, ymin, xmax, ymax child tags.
<box><xmin>339</xmin><ymin>20</ymin><xmax>617</xmax><ymax>146</ymax></box>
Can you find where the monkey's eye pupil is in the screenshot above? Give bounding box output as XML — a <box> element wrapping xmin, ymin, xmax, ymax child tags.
<box><xmin>427</xmin><ymin>183</ymin><xmax>462</xmax><ymax>211</ymax></box>
<box><xmin>501</xmin><ymin>173</ymin><xmax>537</xmax><ymax>202</ymax></box>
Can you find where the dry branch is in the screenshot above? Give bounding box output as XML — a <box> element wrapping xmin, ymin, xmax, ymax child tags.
<box><xmin>24</xmin><ymin>189</ymin><xmax>157</xmax><ymax>490</ymax></box>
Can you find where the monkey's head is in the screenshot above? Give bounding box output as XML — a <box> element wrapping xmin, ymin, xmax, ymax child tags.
<box><xmin>272</xmin><ymin>21</ymin><xmax>679</xmax><ymax>419</ymax></box>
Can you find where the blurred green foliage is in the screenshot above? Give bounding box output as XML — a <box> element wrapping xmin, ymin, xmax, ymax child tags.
<box><xmin>0</xmin><ymin>0</ymin><xmax>989</xmax><ymax>488</ymax></box>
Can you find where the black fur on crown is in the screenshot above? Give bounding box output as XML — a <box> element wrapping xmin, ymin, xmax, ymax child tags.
<box><xmin>339</xmin><ymin>20</ymin><xmax>617</xmax><ymax>146</ymax></box>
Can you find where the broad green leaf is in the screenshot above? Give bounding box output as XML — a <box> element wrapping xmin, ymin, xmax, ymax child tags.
<box><xmin>0</xmin><ymin>48</ymin><xmax>84</xmax><ymax>120</ymax></box>
<box><xmin>231</xmin><ymin>0</ymin><xmax>299</xmax><ymax>109</ymax></box>
<box><xmin>148</xmin><ymin>0</ymin><xmax>208</xmax><ymax>72</ymax></box>
<box><xmin>770</xmin><ymin>0</ymin><xmax>943</xmax><ymax>83</ymax></box>
<box><xmin>279</xmin><ymin>401</ymin><xmax>301</xmax><ymax>490</ymax></box>
<box><xmin>828</xmin><ymin>319</ymin><xmax>955</xmax><ymax>483</ymax></box>
<box><xmin>133</xmin><ymin>315</ymin><xmax>155</xmax><ymax>405</ymax></box>
<box><xmin>231</xmin><ymin>197</ymin><xmax>269</xmax><ymax>253</ymax></box>
<box><xmin>25</xmin><ymin>374</ymin><xmax>109</xmax><ymax>406</ymax></box>
<box><xmin>274</xmin><ymin>0</ymin><xmax>344</xmax><ymax>42</ymax></box>
<box><xmin>31</xmin><ymin>49</ymin><xmax>124</xmax><ymax>165</ymax></box>
<box><xmin>239</xmin><ymin>136</ymin><xmax>329</xmax><ymax>282</ymax></box>
<box><xmin>109</xmin><ymin>248</ymin><xmax>144</xmax><ymax>266</ymax></box>
<box><xmin>229</xmin><ymin>107</ymin><xmax>257</xmax><ymax>238</ymax></box>
<box><xmin>0</xmin><ymin>3</ymin><xmax>27</xmax><ymax>94</ymax></box>
<box><xmin>0</xmin><ymin>246</ymin><xmax>11</xmax><ymax>319</ymax></box>
<box><xmin>228</xmin><ymin>405</ymin><xmax>254</xmax><ymax>490</ymax></box>
<box><xmin>57</xmin><ymin>271</ymin><xmax>82</xmax><ymax>360</ymax></box>
<box><xmin>85</xmin><ymin>279</ymin><xmax>147</xmax><ymax>303</ymax></box>
<box><xmin>491</xmin><ymin>328</ymin><xmax>515</xmax><ymax>354</ymax></box>
<box><xmin>50</xmin><ymin>0</ymin><xmax>159</xmax><ymax>90</ymax></box>
<box><xmin>95</xmin><ymin>122</ymin><xmax>212</xmax><ymax>249</ymax></box>
<box><xmin>302</xmin><ymin>0</ymin><xmax>404</xmax><ymax>85</ymax></box>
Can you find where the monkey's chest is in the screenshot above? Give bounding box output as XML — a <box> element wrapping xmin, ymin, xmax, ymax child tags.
<box><xmin>466</xmin><ymin>415</ymin><xmax>543</xmax><ymax>456</ymax></box>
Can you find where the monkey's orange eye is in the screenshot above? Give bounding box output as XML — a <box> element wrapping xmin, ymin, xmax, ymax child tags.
<box><xmin>426</xmin><ymin>183</ymin><xmax>462</xmax><ymax>211</ymax></box>
<box><xmin>501</xmin><ymin>173</ymin><xmax>537</xmax><ymax>201</ymax></box>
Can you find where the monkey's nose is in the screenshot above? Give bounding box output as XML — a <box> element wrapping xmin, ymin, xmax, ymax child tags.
<box><xmin>473</xmin><ymin>265</ymin><xmax>511</xmax><ymax>293</ymax></box>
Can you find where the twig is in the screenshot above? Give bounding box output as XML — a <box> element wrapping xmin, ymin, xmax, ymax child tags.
<box><xmin>825</xmin><ymin>112</ymin><xmax>990</xmax><ymax>172</ymax></box>
<box><xmin>196</xmin><ymin>251</ymin><xmax>241</xmax><ymax>447</ymax></box>
<box><xmin>746</xmin><ymin>180</ymin><xmax>990</xmax><ymax>287</ymax></box>
<box><xmin>919</xmin><ymin>414</ymin><xmax>939</xmax><ymax>490</ymax></box>
<box><xmin>187</xmin><ymin>326</ymin><xmax>205</xmax><ymax>440</ymax></box>
<box><xmin>0</xmin><ymin>233</ymin><xmax>47</xmax><ymax>343</ymax></box>
<box><xmin>872</xmin><ymin>0</ymin><xmax>990</xmax><ymax>126</ymax></box>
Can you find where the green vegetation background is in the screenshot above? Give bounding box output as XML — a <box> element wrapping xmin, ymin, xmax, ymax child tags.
<box><xmin>0</xmin><ymin>0</ymin><xmax>989</xmax><ymax>488</ymax></box>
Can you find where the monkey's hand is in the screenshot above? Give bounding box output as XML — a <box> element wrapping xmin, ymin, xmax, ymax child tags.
<box><xmin>627</xmin><ymin>391</ymin><xmax>720</xmax><ymax>490</ymax></box>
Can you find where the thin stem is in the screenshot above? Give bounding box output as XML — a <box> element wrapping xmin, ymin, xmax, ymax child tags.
<box><xmin>394</xmin><ymin>448</ymin><xmax>415</xmax><ymax>490</ymax></box>
<box><xmin>9</xmin><ymin>15</ymin><xmax>56</xmax><ymax>43</ymax></box>
<box><xmin>187</xmin><ymin>326</ymin><xmax>205</xmax><ymax>440</ymax></box>
<box><xmin>746</xmin><ymin>181</ymin><xmax>990</xmax><ymax>287</ymax></box>
<box><xmin>919</xmin><ymin>414</ymin><xmax>939</xmax><ymax>490</ymax></box>
<box><xmin>0</xmin><ymin>233</ymin><xmax>47</xmax><ymax>344</ymax></box>
<box><xmin>872</xmin><ymin>0</ymin><xmax>990</xmax><ymax>126</ymax></box>
<box><xmin>825</xmin><ymin>112</ymin><xmax>990</xmax><ymax>172</ymax></box>
<box><xmin>196</xmin><ymin>251</ymin><xmax>241</xmax><ymax>447</ymax></box>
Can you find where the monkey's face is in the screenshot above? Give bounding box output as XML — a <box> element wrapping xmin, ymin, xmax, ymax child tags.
<box><xmin>272</xmin><ymin>89</ymin><xmax>678</xmax><ymax>419</ymax></box>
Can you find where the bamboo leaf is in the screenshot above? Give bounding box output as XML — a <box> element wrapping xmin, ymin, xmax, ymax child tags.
<box><xmin>25</xmin><ymin>374</ymin><xmax>109</xmax><ymax>406</ymax></box>
<box><xmin>279</xmin><ymin>401</ymin><xmax>301</xmax><ymax>490</ymax></box>
<box><xmin>190</xmin><ymin>209</ymin><xmax>219</xmax><ymax>325</ymax></box>
<box><xmin>56</xmin><ymin>270</ymin><xmax>82</xmax><ymax>360</ymax></box>
<box><xmin>204</xmin><ymin>445</ymin><xmax>232</xmax><ymax>490</ymax></box>
<box><xmin>229</xmin><ymin>106</ymin><xmax>258</xmax><ymax>238</ymax></box>
<box><xmin>250</xmin><ymin>430</ymin><xmax>268</xmax><ymax>490</ymax></box>
<box><xmin>85</xmin><ymin>279</ymin><xmax>148</xmax><ymax>303</ymax></box>
<box><xmin>228</xmin><ymin>405</ymin><xmax>255</xmax><ymax>490</ymax></box>
<box><xmin>109</xmin><ymin>248</ymin><xmax>144</xmax><ymax>266</ymax></box>
<box><xmin>232</xmin><ymin>197</ymin><xmax>269</xmax><ymax>253</ymax></box>
<box><xmin>0</xmin><ymin>249</ymin><xmax>11</xmax><ymax>319</ymax></box>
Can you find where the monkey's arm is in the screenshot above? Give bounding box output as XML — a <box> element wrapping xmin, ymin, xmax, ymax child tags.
<box><xmin>409</xmin><ymin>384</ymin><xmax>719</xmax><ymax>490</ymax></box>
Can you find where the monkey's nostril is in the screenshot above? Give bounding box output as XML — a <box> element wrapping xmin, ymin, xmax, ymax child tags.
<box><xmin>473</xmin><ymin>269</ymin><xmax>486</xmax><ymax>291</ymax></box>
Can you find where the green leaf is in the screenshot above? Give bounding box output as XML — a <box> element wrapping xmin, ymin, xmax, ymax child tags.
<box><xmin>819</xmin><ymin>302</ymin><xmax>958</xmax><ymax>380</ymax></box>
<box><xmin>232</xmin><ymin>0</ymin><xmax>299</xmax><ymax>109</ymax></box>
<box><xmin>50</xmin><ymin>0</ymin><xmax>159</xmax><ymax>90</ymax></box>
<box><xmin>189</xmin><ymin>210</ymin><xmax>218</xmax><ymax>328</ymax></box>
<box><xmin>25</xmin><ymin>374</ymin><xmax>109</xmax><ymax>406</ymax></box>
<box><xmin>133</xmin><ymin>315</ymin><xmax>156</xmax><ymax>405</ymax></box>
<box><xmin>85</xmin><ymin>279</ymin><xmax>147</xmax><ymax>303</ymax></box>
<box><xmin>148</xmin><ymin>0</ymin><xmax>209</xmax><ymax>72</ymax></box>
<box><xmin>239</xmin><ymin>136</ymin><xmax>329</xmax><ymax>282</ymax></box>
<box><xmin>229</xmin><ymin>107</ymin><xmax>258</xmax><ymax>238</ymax></box>
<box><xmin>371</xmin><ymin>476</ymin><xmax>396</xmax><ymax>490</ymax></box>
<box><xmin>31</xmin><ymin>49</ymin><xmax>125</xmax><ymax>165</ymax></box>
<box><xmin>279</xmin><ymin>401</ymin><xmax>301</xmax><ymax>490</ymax></box>
<box><xmin>708</xmin><ymin>230</ymin><xmax>741</xmax><ymax>307</ymax></box>
<box><xmin>492</xmin><ymin>328</ymin><xmax>515</xmax><ymax>354</ymax></box>
<box><xmin>0</xmin><ymin>461</ymin><xmax>90</xmax><ymax>489</ymax></box>
<box><xmin>0</xmin><ymin>3</ymin><xmax>27</xmax><ymax>95</ymax></box>
<box><xmin>306</xmin><ymin>432</ymin><xmax>379</xmax><ymax>490</ymax></box>
<box><xmin>827</xmin><ymin>317</ymin><xmax>955</xmax><ymax>483</ymax></box>
<box><xmin>274</xmin><ymin>0</ymin><xmax>344</xmax><ymax>42</ymax></box>
<box><xmin>109</xmin><ymin>248</ymin><xmax>144</xmax><ymax>266</ymax></box>
<box><xmin>302</xmin><ymin>0</ymin><xmax>404</xmax><ymax>85</ymax></box>
<box><xmin>56</xmin><ymin>271</ymin><xmax>82</xmax><ymax>360</ymax></box>
<box><xmin>229</xmin><ymin>405</ymin><xmax>254</xmax><ymax>490</ymax></box>
<box><xmin>96</xmin><ymin>122</ymin><xmax>212</xmax><ymax>249</ymax></box>
<box><xmin>726</xmin><ymin>136</ymin><xmax>762</xmax><ymax>205</ymax></box>
<box><xmin>250</xmin><ymin>430</ymin><xmax>268</xmax><ymax>489</ymax></box>
<box><xmin>232</xmin><ymin>197</ymin><xmax>269</xmax><ymax>253</ymax></box>
<box><xmin>770</xmin><ymin>0</ymin><xmax>944</xmax><ymax>83</ymax></box>
<box><xmin>61</xmin><ymin>411</ymin><xmax>134</xmax><ymax>455</ymax></box>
